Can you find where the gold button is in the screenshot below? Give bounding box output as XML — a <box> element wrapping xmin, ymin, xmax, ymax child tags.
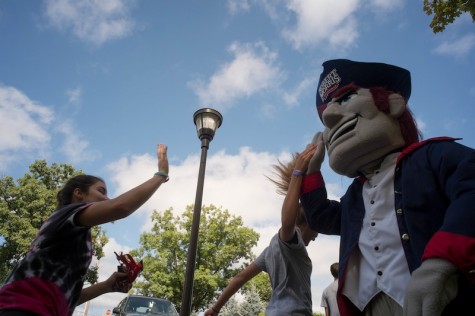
<box><xmin>402</xmin><ymin>233</ymin><xmax>410</xmax><ymax>241</ymax></box>
<box><xmin>396</xmin><ymin>208</ymin><xmax>403</xmax><ymax>215</ymax></box>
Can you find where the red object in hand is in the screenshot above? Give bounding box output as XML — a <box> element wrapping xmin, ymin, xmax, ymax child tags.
<box><xmin>114</xmin><ymin>251</ymin><xmax>143</xmax><ymax>282</ymax></box>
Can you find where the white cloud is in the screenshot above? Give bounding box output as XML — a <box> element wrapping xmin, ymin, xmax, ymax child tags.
<box><xmin>255</xmin><ymin>0</ymin><xmax>283</xmax><ymax>21</ymax></box>
<box><xmin>259</xmin><ymin>102</ymin><xmax>278</xmax><ymax>119</ymax></box>
<box><xmin>189</xmin><ymin>42</ymin><xmax>284</xmax><ymax>111</ymax></box>
<box><xmin>433</xmin><ymin>33</ymin><xmax>475</xmax><ymax>58</ymax></box>
<box><xmin>43</xmin><ymin>0</ymin><xmax>136</xmax><ymax>45</ymax></box>
<box><xmin>66</xmin><ymin>87</ymin><xmax>82</xmax><ymax>105</ymax></box>
<box><xmin>226</xmin><ymin>0</ymin><xmax>251</xmax><ymax>15</ymax></box>
<box><xmin>416</xmin><ymin>117</ymin><xmax>427</xmax><ymax>135</ymax></box>
<box><xmin>55</xmin><ymin>119</ymin><xmax>100</xmax><ymax>164</ymax></box>
<box><xmin>0</xmin><ymin>85</ymin><xmax>53</xmax><ymax>170</ymax></box>
<box><xmin>369</xmin><ymin>0</ymin><xmax>404</xmax><ymax>12</ymax></box>
<box><xmin>283</xmin><ymin>77</ymin><xmax>314</xmax><ymax>108</ymax></box>
<box><xmin>0</xmin><ymin>84</ymin><xmax>102</xmax><ymax>170</ymax></box>
<box><xmin>443</xmin><ymin>117</ymin><xmax>468</xmax><ymax>133</ymax></box>
<box><xmin>282</xmin><ymin>0</ymin><xmax>360</xmax><ymax>50</ymax></box>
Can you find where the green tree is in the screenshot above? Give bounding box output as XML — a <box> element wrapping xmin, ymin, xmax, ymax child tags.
<box><xmin>239</xmin><ymin>284</ymin><xmax>265</xmax><ymax>316</ymax></box>
<box><xmin>131</xmin><ymin>204</ymin><xmax>260</xmax><ymax>314</ymax></box>
<box><xmin>423</xmin><ymin>0</ymin><xmax>475</xmax><ymax>33</ymax></box>
<box><xmin>219</xmin><ymin>296</ymin><xmax>240</xmax><ymax>316</ymax></box>
<box><xmin>0</xmin><ymin>160</ymin><xmax>108</xmax><ymax>283</ymax></box>
<box><xmin>215</xmin><ymin>285</ymin><xmax>264</xmax><ymax>316</ymax></box>
<box><xmin>243</xmin><ymin>270</ymin><xmax>272</xmax><ymax>303</ymax></box>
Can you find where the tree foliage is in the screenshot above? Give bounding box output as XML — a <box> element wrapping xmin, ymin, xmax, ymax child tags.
<box><xmin>0</xmin><ymin>160</ymin><xmax>108</xmax><ymax>283</ymax></box>
<box><xmin>219</xmin><ymin>285</ymin><xmax>266</xmax><ymax>316</ymax></box>
<box><xmin>131</xmin><ymin>204</ymin><xmax>260</xmax><ymax>313</ymax></box>
<box><xmin>243</xmin><ymin>270</ymin><xmax>272</xmax><ymax>303</ymax></box>
<box><xmin>219</xmin><ymin>297</ymin><xmax>241</xmax><ymax>316</ymax></box>
<box><xmin>239</xmin><ymin>284</ymin><xmax>265</xmax><ymax>316</ymax></box>
<box><xmin>218</xmin><ymin>284</ymin><xmax>264</xmax><ymax>316</ymax></box>
<box><xmin>423</xmin><ymin>0</ymin><xmax>475</xmax><ymax>33</ymax></box>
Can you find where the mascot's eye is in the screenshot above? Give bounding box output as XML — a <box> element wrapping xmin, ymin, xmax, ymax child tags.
<box><xmin>337</xmin><ymin>92</ymin><xmax>358</xmax><ymax>105</ymax></box>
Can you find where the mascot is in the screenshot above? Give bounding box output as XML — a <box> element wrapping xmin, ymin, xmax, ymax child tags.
<box><xmin>300</xmin><ymin>59</ymin><xmax>475</xmax><ymax>315</ymax></box>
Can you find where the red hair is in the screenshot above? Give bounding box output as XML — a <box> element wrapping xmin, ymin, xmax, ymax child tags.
<box><xmin>369</xmin><ymin>87</ymin><xmax>421</xmax><ymax>146</ymax></box>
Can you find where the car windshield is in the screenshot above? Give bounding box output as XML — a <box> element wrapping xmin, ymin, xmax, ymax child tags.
<box><xmin>125</xmin><ymin>297</ymin><xmax>178</xmax><ymax>315</ymax></box>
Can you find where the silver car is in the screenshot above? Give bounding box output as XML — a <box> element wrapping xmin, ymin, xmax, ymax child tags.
<box><xmin>112</xmin><ymin>295</ymin><xmax>179</xmax><ymax>316</ymax></box>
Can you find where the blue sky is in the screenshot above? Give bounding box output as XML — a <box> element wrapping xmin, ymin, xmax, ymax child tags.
<box><xmin>1</xmin><ymin>0</ymin><xmax>474</xmax><ymax>315</ymax></box>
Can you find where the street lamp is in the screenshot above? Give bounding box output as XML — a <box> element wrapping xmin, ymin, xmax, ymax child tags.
<box><xmin>180</xmin><ymin>108</ymin><xmax>223</xmax><ymax>316</ymax></box>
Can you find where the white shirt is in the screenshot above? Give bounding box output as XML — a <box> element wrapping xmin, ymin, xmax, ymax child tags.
<box><xmin>342</xmin><ymin>153</ymin><xmax>411</xmax><ymax>310</ymax></box>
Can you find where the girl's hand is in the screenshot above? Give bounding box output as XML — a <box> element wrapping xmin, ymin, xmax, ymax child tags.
<box><xmin>203</xmin><ymin>308</ymin><xmax>219</xmax><ymax>315</ymax></box>
<box><xmin>157</xmin><ymin>144</ymin><xmax>169</xmax><ymax>175</ymax></box>
<box><xmin>107</xmin><ymin>271</ymin><xmax>132</xmax><ymax>293</ymax></box>
<box><xmin>294</xmin><ymin>143</ymin><xmax>317</xmax><ymax>174</ymax></box>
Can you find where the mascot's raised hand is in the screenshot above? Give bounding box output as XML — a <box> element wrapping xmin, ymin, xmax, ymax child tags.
<box><xmin>404</xmin><ymin>258</ymin><xmax>458</xmax><ymax>316</ymax></box>
<box><xmin>307</xmin><ymin>132</ymin><xmax>325</xmax><ymax>174</ymax></box>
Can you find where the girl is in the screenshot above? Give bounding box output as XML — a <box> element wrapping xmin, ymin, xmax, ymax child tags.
<box><xmin>0</xmin><ymin>144</ymin><xmax>169</xmax><ymax>316</ymax></box>
<box><xmin>204</xmin><ymin>144</ymin><xmax>318</xmax><ymax>316</ymax></box>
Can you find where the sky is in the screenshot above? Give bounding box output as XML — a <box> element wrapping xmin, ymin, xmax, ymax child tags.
<box><xmin>1</xmin><ymin>0</ymin><xmax>474</xmax><ymax>315</ymax></box>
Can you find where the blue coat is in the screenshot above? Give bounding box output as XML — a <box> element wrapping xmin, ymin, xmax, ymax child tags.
<box><xmin>301</xmin><ymin>138</ymin><xmax>475</xmax><ymax>315</ymax></box>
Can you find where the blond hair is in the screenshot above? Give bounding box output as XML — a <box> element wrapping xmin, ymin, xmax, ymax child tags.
<box><xmin>266</xmin><ymin>153</ymin><xmax>307</xmax><ymax>226</ymax></box>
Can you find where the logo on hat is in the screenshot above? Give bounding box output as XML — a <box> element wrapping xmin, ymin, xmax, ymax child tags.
<box><xmin>318</xmin><ymin>68</ymin><xmax>341</xmax><ymax>104</ymax></box>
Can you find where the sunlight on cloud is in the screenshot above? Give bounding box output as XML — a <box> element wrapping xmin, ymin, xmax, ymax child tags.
<box><xmin>282</xmin><ymin>0</ymin><xmax>359</xmax><ymax>50</ymax></box>
<box><xmin>189</xmin><ymin>41</ymin><xmax>284</xmax><ymax>111</ymax></box>
<box><xmin>0</xmin><ymin>85</ymin><xmax>53</xmax><ymax>169</ymax></box>
<box><xmin>433</xmin><ymin>34</ymin><xmax>475</xmax><ymax>58</ymax></box>
<box><xmin>43</xmin><ymin>0</ymin><xmax>135</xmax><ymax>45</ymax></box>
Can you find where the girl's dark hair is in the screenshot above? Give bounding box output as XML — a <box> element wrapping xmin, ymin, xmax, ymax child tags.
<box><xmin>56</xmin><ymin>174</ymin><xmax>104</xmax><ymax>208</ymax></box>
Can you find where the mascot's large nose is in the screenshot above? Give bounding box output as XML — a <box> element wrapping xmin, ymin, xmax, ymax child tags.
<box><xmin>322</xmin><ymin>103</ymin><xmax>342</xmax><ymax>128</ymax></box>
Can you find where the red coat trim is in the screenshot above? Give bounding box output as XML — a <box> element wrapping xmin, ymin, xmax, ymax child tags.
<box><xmin>301</xmin><ymin>172</ymin><xmax>325</xmax><ymax>194</ymax></box>
<box><xmin>423</xmin><ymin>231</ymin><xmax>475</xmax><ymax>283</ymax></box>
<box><xmin>397</xmin><ymin>137</ymin><xmax>461</xmax><ymax>164</ymax></box>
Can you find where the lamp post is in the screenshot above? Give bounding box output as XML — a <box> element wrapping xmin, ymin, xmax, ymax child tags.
<box><xmin>180</xmin><ymin>108</ymin><xmax>223</xmax><ymax>316</ymax></box>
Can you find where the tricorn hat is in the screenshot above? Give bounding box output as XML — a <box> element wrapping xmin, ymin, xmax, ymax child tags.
<box><xmin>316</xmin><ymin>59</ymin><xmax>411</xmax><ymax>120</ymax></box>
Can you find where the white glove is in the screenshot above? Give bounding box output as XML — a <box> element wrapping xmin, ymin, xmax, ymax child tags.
<box><xmin>404</xmin><ymin>258</ymin><xmax>458</xmax><ymax>316</ymax></box>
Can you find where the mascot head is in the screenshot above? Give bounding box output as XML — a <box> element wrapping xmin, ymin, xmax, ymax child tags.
<box><xmin>316</xmin><ymin>59</ymin><xmax>420</xmax><ymax>177</ymax></box>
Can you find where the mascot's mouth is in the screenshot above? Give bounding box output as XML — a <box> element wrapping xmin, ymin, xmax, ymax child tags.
<box><xmin>329</xmin><ymin>117</ymin><xmax>358</xmax><ymax>145</ymax></box>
